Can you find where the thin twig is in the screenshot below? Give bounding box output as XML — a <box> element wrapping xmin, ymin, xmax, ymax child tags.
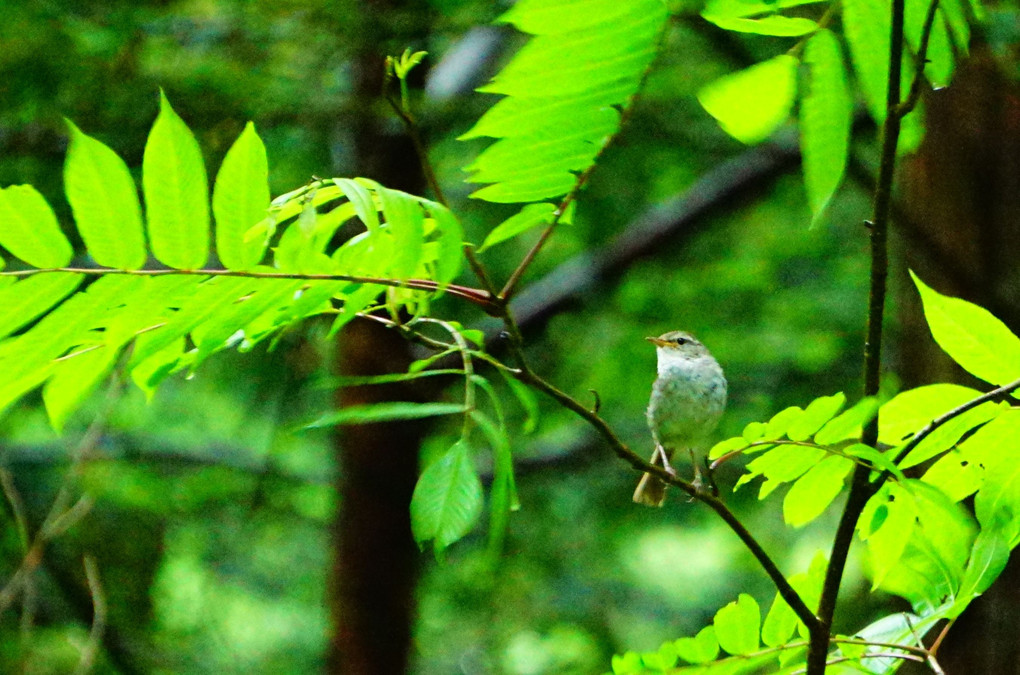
<box><xmin>73</xmin><ymin>555</ymin><xmax>106</xmax><ymax>675</ymax></box>
<box><xmin>897</xmin><ymin>0</ymin><xmax>942</xmax><ymax>117</ymax></box>
<box><xmin>0</xmin><ymin>366</ymin><xmax>122</xmax><ymax>619</ymax></box>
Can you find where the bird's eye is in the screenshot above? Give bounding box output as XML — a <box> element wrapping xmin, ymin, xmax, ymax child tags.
<box><xmin>674</xmin><ymin>336</ymin><xmax>688</xmax><ymax>345</ymax></box>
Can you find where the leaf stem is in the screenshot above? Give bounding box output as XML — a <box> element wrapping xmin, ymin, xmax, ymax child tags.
<box><xmin>1</xmin><ymin>266</ymin><xmax>500</xmax><ymax>313</ymax></box>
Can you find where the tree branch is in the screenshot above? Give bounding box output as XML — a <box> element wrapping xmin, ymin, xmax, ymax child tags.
<box><xmin>810</xmin><ymin>0</ymin><xmax>909</xmax><ymax>669</ymax></box>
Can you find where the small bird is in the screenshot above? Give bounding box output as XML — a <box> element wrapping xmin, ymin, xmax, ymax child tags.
<box><xmin>633</xmin><ymin>331</ymin><xmax>727</xmax><ymax>506</ymax></box>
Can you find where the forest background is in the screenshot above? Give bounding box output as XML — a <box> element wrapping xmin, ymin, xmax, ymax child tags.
<box><xmin>0</xmin><ymin>0</ymin><xmax>1019</xmax><ymax>673</ymax></box>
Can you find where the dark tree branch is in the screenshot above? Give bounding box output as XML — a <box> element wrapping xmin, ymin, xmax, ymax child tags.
<box><xmin>810</xmin><ymin>0</ymin><xmax>911</xmax><ymax>669</ymax></box>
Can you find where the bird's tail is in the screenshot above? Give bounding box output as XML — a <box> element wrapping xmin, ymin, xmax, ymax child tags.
<box><xmin>632</xmin><ymin>472</ymin><xmax>668</xmax><ymax>507</ymax></box>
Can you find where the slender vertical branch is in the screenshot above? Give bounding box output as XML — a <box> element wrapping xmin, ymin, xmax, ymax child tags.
<box><xmin>808</xmin><ymin>0</ymin><xmax>910</xmax><ymax>671</ymax></box>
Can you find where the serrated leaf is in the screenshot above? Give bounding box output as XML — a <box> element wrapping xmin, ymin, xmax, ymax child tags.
<box><xmin>421</xmin><ymin>201</ymin><xmax>463</xmax><ymax>285</ymax></box>
<box><xmin>410</xmin><ymin>440</ymin><xmax>483</xmax><ymax>552</ymax></box>
<box><xmin>911</xmin><ymin>270</ymin><xmax>1020</xmax><ymax>385</ymax></box>
<box><xmin>801</xmin><ymin>29</ymin><xmax>852</xmax><ymax>227</ymax></box>
<box><xmin>303</xmin><ymin>402</ymin><xmax>467</xmax><ymax>429</ymax></box>
<box><xmin>64</xmin><ymin>120</ymin><xmax>147</xmax><ymax>269</ymax></box>
<box><xmin>784</xmin><ymin>455</ymin><xmax>853</xmax><ymax>527</ymax></box>
<box><xmin>461</xmin><ymin>0</ymin><xmax>667</xmax><ymax>203</ymax></box>
<box><xmin>714</xmin><ymin>594</ymin><xmax>760</xmax><ymax>655</ymax></box>
<box><xmin>0</xmin><ymin>185</ymin><xmax>73</xmax><ymax>268</ymax></box>
<box><xmin>213</xmin><ymin>122</ymin><xmax>270</xmax><ymax>270</ymax></box>
<box><xmin>478</xmin><ymin>202</ymin><xmax>557</xmax><ymax>252</ymax></box>
<box><xmin>143</xmin><ymin>91</ymin><xmax>210</xmax><ymax>269</ymax></box>
<box><xmin>698</xmin><ymin>55</ymin><xmax>798</xmax><ymax>144</ymax></box>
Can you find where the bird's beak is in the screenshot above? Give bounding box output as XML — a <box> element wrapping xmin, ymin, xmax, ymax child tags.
<box><xmin>645</xmin><ymin>336</ymin><xmax>670</xmax><ymax>347</ymax></box>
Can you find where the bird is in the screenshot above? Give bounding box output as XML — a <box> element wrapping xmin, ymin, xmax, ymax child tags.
<box><xmin>633</xmin><ymin>331</ymin><xmax>727</xmax><ymax>506</ymax></box>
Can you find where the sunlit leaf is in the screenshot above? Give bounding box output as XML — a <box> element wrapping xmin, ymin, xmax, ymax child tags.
<box><xmin>64</xmin><ymin>120</ymin><xmax>147</xmax><ymax>269</ymax></box>
<box><xmin>801</xmin><ymin>29</ymin><xmax>852</xmax><ymax>227</ymax></box>
<box><xmin>0</xmin><ymin>185</ymin><xmax>73</xmax><ymax>268</ymax></box>
<box><xmin>410</xmin><ymin>440</ymin><xmax>484</xmax><ymax>552</ymax></box>
<box><xmin>911</xmin><ymin>270</ymin><xmax>1020</xmax><ymax>386</ymax></box>
<box><xmin>214</xmin><ymin>121</ymin><xmax>270</xmax><ymax>270</ymax></box>
<box><xmin>698</xmin><ymin>55</ymin><xmax>798</xmax><ymax>144</ymax></box>
<box><xmin>143</xmin><ymin>91</ymin><xmax>209</xmax><ymax>269</ymax></box>
<box><xmin>303</xmin><ymin>402</ymin><xmax>467</xmax><ymax>428</ymax></box>
<box><xmin>784</xmin><ymin>455</ymin><xmax>853</xmax><ymax>527</ymax></box>
<box><xmin>713</xmin><ymin>593</ymin><xmax>761</xmax><ymax>655</ymax></box>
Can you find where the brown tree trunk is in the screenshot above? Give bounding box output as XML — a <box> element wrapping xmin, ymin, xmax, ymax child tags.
<box><xmin>326</xmin><ymin>2</ymin><xmax>434</xmax><ymax>672</ymax></box>
<box><xmin>898</xmin><ymin>47</ymin><xmax>1020</xmax><ymax>674</ymax></box>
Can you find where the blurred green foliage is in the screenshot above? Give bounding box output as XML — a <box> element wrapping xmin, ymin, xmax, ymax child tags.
<box><xmin>0</xmin><ymin>0</ymin><xmax>977</xmax><ymax>672</ymax></box>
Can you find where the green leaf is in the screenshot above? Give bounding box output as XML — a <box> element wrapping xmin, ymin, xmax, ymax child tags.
<box><xmin>843</xmin><ymin>0</ymin><xmax>926</xmax><ymax>153</ymax></box>
<box><xmin>333</xmin><ymin>178</ymin><xmax>380</xmax><ymax>232</ymax></box>
<box><xmin>143</xmin><ymin>91</ymin><xmax>210</xmax><ymax>270</ymax></box>
<box><xmin>911</xmin><ymin>270</ymin><xmax>1020</xmax><ymax>385</ymax></box>
<box><xmin>303</xmin><ymin>402</ymin><xmax>467</xmax><ymax>429</ymax></box>
<box><xmin>859</xmin><ymin>484</ymin><xmax>916</xmax><ymax>589</ymax></box>
<box><xmin>410</xmin><ymin>440</ymin><xmax>484</xmax><ymax>552</ymax></box>
<box><xmin>0</xmin><ymin>185</ymin><xmax>73</xmax><ymax>268</ymax></box>
<box><xmin>43</xmin><ymin>346</ymin><xmax>119</xmax><ymax>433</ymax></box>
<box><xmin>702</xmin><ymin>14</ymin><xmax>819</xmax><ymax>36</ymax></box>
<box><xmin>814</xmin><ymin>397</ymin><xmax>878</xmax><ymax>445</ymax></box>
<box><xmin>905</xmin><ymin>0</ymin><xmax>957</xmax><ymax>87</ymax></box>
<box><xmin>764</xmin><ymin>406</ymin><xmax>805</xmax><ymax>440</ymax></box>
<box><xmin>471</xmin><ymin>409</ymin><xmax>519</xmax><ymax>554</ymax></box>
<box><xmin>873</xmin><ymin>481</ymin><xmax>976</xmax><ymax>610</ymax></box>
<box><xmin>801</xmin><ymin>29</ymin><xmax>852</xmax><ymax>227</ymax></box>
<box><xmin>478</xmin><ymin>202</ymin><xmax>557</xmax><ymax>252</ymax></box>
<box><xmin>0</xmin><ymin>273</ymin><xmax>84</xmax><ymax>341</ymax></box>
<box><xmin>972</xmin><ymin>410</ymin><xmax>1020</xmax><ymax>544</ymax></box>
<box><xmin>64</xmin><ymin>120</ymin><xmax>147</xmax><ymax>269</ymax></box>
<box><xmin>713</xmin><ymin>594</ymin><xmax>760</xmax><ymax>655</ymax></box>
<box><xmin>501</xmin><ymin>369</ymin><xmax>540</xmax><ymax>433</ymax></box>
<box><xmin>957</xmin><ymin>529</ymin><xmax>1011</xmax><ymax>603</ymax></box>
<box><xmin>0</xmin><ymin>275</ymin><xmax>134</xmax><ymax>417</ymax></box>
<box><xmin>787</xmin><ymin>392</ymin><xmax>846</xmax><ymax>441</ymax></box>
<box><xmin>674</xmin><ymin>626</ymin><xmax>719</xmax><ymax>664</ymax></box>
<box><xmin>783</xmin><ymin>455</ymin><xmax>853</xmax><ymax>527</ymax></box>
<box><xmin>878</xmin><ymin>383</ymin><xmax>982</xmax><ymax>445</ymax></box>
<box><xmin>421</xmin><ymin>200</ymin><xmax>464</xmax><ymax>285</ymax></box>
<box><xmin>897</xmin><ymin>402</ymin><xmax>1001</xmax><ymax>469</ymax></box>
<box><xmin>738</xmin><ymin>444</ymin><xmax>825</xmax><ymax>497</ymax></box>
<box><xmin>697</xmin><ymin>55</ymin><xmax>799</xmax><ymax>144</ymax></box>
<box><xmin>461</xmin><ymin>0</ymin><xmax>668</xmax><ymax>203</ymax></box>
<box><xmin>213</xmin><ymin>122</ymin><xmax>270</xmax><ymax>270</ymax></box>
<box><xmin>377</xmin><ymin>184</ymin><xmax>425</xmax><ymax>279</ymax></box>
